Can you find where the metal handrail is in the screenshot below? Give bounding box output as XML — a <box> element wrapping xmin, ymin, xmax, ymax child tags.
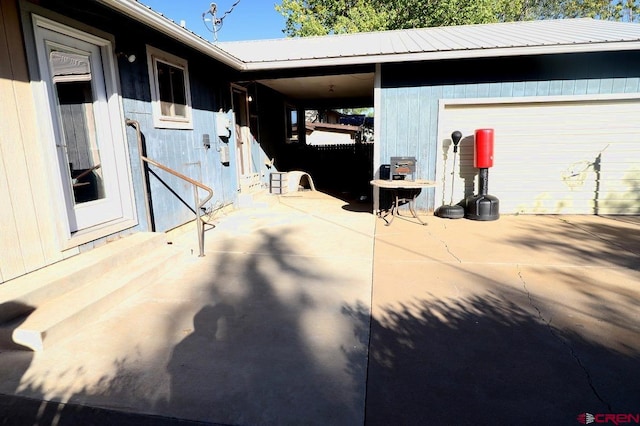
<box><xmin>126</xmin><ymin>119</ymin><xmax>213</xmax><ymax>257</ymax></box>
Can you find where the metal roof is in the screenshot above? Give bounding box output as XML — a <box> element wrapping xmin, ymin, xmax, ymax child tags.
<box><xmin>97</xmin><ymin>3</ymin><xmax>640</xmax><ymax>103</ymax></box>
<box><xmin>99</xmin><ymin>2</ymin><xmax>640</xmax><ymax>73</ymax></box>
<box><xmin>216</xmin><ymin>18</ymin><xmax>640</xmax><ymax>70</ymax></box>
<box><xmin>99</xmin><ymin>0</ymin><xmax>244</xmax><ymax>69</ymax></box>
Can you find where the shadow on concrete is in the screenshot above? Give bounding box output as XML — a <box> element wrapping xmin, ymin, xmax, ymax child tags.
<box><xmin>363</xmin><ymin>292</ymin><xmax>640</xmax><ymax>426</ymax></box>
<box><xmin>508</xmin><ymin>216</ymin><xmax>640</xmax><ymax>270</ymax></box>
<box><xmin>162</xmin><ymin>232</ymin><xmax>369</xmax><ymax>425</ymax></box>
<box><xmin>1</xmin><ymin>225</ymin><xmax>370</xmax><ymax>425</ymax></box>
<box><xmin>0</xmin><ymin>393</ymin><xmax>212</xmax><ymax>426</ymax></box>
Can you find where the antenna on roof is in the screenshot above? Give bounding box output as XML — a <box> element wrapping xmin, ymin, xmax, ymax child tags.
<box><xmin>202</xmin><ymin>0</ymin><xmax>241</xmax><ymax>43</ymax></box>
<box><xmin>202</xmin><ymin>3</ymin><xmax>221</xmax><ymax>42</ymax></box>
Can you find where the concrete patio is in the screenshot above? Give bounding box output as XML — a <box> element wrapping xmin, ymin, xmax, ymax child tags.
<box><xmin>0</xmin><ymin>190</ymin><xmax>639</xmax><ymax>425</ymax></box>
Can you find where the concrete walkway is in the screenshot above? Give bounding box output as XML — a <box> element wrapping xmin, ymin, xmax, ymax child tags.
<box><xmin>0</xmin><ymin>191</ymin><xmax>639</xmax><ymax>425</ymax></box>
<box><xmin>368</xmin><ymin>211</ymin><xmax>640</xmax><ymax>425</ymax></box>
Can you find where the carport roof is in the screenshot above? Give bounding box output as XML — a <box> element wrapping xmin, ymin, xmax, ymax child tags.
<box><xmin>217</xmin><ymin>18</ymin><xmax>640</xmax><ymax>70</ymax></box>
<box><xmin>104</xmin><ymin>1</ymin><xmax>640</xmax><ymax>72</ymax></box>
<box><xmin>101</xmin><ymin>2</ymin><xmax>640</xmax><ymax>102</ymax></box>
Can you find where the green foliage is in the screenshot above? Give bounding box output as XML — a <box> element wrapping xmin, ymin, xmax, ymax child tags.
<box><xmin>337</xmin><ymin>107</ymin><xmax>374</xmax><ymax>116</ymax></box>
<box><xmin>612</xmin><ymin>0</ymin><xmax>640</xmax><ymax>21</ymax></box>
<box><xmin>275</xmin><ymin>0</ymin><xmax>391</xmax><ymax>36</ymax></box>
<box><xmin>276</xmin><ymin>0</ymin><xmax>640</xmax><ymax>37</ymax></box>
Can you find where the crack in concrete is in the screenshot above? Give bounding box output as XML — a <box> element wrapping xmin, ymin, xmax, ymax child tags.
<box><xmin>429</xmin><ymin>227</ymin><xmax>462</xmax><ymax>263</ymax></box>
<box><xmin>516</xmin><ymin>266</ymin><xmax>612</xmax><ymax>412</ymax></box>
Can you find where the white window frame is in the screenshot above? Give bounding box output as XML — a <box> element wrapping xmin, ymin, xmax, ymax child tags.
<box><xmin>146</xmin><ymin>45</ymin><xmax>193</xmax><ymax>129</ymax></box>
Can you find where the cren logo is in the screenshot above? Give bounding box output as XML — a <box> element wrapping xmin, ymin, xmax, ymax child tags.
<box><xmin>578</xmin><ymin>413</ymin><xmax>640</xmax><ymax>425</ymax></box>
<box><xmin>578</xmin><ymin>413</ymin><xmax>595</xmax><ymax>424</ymax></box>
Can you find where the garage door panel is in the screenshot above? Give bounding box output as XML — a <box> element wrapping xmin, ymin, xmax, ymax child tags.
<box><xmin>439</xmin><ymin>98</ymin><xmax>640</xmax><ymax>215</ymax></box>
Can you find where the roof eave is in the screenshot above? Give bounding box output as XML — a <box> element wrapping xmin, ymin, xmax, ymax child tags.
<box><xmin>241</xmin><ymin>41</ymin><xmax>640</xmax><ymax>71</ymax></box>
<box><xmin>96</xmin><ymin>0</ymin><xmax>246</xmax><ymax>70</ymax></box>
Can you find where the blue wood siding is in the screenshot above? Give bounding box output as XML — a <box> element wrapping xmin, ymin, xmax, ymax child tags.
<box><xmin>31</xmin><ymin>1</ymin><xmax>242</xmax><ymax>235</ymax></box>
<box><xmin>379</xmin><ymin>52</ymin><xmax>640</xmax><ymax>212</ymax></box>
<box><xmin>93</xmin><ymin>9</ymin><xmax>238</xmax><ymax>232</ymax></box>
<box><xmin>122</xmin><ymin>103</ymin><xmax>238</xmax><ymax>233</ymax></box>
<box><xmin>118</xmin><ymin>54</ymin><xmax>238</xmax><ymax>231</ymax></box>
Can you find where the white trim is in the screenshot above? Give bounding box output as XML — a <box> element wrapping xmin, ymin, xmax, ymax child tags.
<box><xmin>61</xmin><ymin>219</ymin><xmax>138</xmax><ymax>250</ymax></box>
<box><xmin>440</xmin><ymin>92</ymin><xmax>640</xmax><ymax>107</ymax></box>
<box><xmin>373</xmin><ymin>63</ymin><xmax>382</xmax><ymax>212</ymax></box>
<box><xmin>31</xmin><ymin>15</ymin><xmax>137</xmax><ymax>246</ymax></box>
<box><xmin>95</xmin><ymin>1</ymin><xmax>640</xmax><ymax>72</ymax></box>
<box><xmin>146</xmin><ymin>44</ymin><xmax>193</xmax><ymax>130</ymax></box>
<box><xmin>236</xmin><ymin>42</ymin><xmax>640</xmax><ymax>71</ymax></box>
<box><xmin>33</xmin><ymin>15</ymin><xmax>112</xmax><ymax>47</ymax></box>
<box><xmin>96</xmin><ymin>0</ymin><xmax>244</xmax><ymax>69</ymax></box>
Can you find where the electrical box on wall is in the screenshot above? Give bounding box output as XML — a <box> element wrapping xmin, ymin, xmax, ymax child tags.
<box><xmin>219</xmin><ymin>145</ymin><xmax>230</xmax><ymax>165</ymax></box>
<box><xmin>215</xmin><ymin>112</ymin><xmax>231</xmax><ymax>138</ymax></box>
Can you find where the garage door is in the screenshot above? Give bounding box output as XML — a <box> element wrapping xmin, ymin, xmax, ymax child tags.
<box><xmin>437</xmin><ymin>97</ymin><xmax>640</xmax><ymax>215</ymax></box>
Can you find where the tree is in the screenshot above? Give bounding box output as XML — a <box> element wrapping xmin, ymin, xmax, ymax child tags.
<box><xmin>275</xmin><ymin>0</ymin><xmax>390</xmax><ymax>36</ymax></box>
<box><xmin>275</xmin><ymin>0</ymin><xmax>640</xmax><ymax>37</ymax></box>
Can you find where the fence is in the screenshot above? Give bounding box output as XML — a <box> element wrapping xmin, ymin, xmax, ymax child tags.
<box><xmin>282</xmin><ymin>143</ymin><xmax>374</xmax><ymax>200</ymax></box>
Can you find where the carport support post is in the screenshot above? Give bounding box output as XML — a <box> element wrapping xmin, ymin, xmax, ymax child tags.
<box><xmin>297</xmin><ymin>106</ymin><xmax>306</xmax><ymax>145</ymax></box>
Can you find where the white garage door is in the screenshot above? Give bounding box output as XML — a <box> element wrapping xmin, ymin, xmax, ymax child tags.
<box><xmin>437</xmin><ymin>96</ymin><xmax>640</xmax><ymax>215</ymax></box>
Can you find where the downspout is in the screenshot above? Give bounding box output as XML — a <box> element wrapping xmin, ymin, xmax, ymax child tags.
<box><xmin>125</xmin><ymin>119</ymin><xmax>153</xmax><ymax>232</ymax></box>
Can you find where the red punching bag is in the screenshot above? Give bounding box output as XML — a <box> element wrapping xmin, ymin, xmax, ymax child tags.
<box><xmin>474</xmin><ymin>129</ymin><xmax>494</xmax><ymax>168</ymax></box>
<box><xmin>465</xmin><ymin>128</ymin><xmax>499</xmax><ymax>221</ymax></box>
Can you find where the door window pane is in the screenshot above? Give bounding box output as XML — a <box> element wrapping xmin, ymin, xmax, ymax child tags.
<box><xmin>50</xmin><ymin>50</ymin><xmax>105</xmax><ymax>204</ymax></box>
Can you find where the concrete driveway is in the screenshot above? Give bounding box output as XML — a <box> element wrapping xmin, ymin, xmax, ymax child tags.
<box><xmin>0</xmin><ymin>191</ymin><xmax>638</xmax><ymax>425</ymax></box>
<box><xmin>369</xmin><ymin>210</ymin><xmax>640</xmax><ymax>425</ymax></box>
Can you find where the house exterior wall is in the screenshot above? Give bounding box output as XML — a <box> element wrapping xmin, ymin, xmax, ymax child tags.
<box><xmin>115</xmin><ymin>33</ymin><xmax>239</xmax><ymax>231</ymax></box>
<box><xmin>379</xmin><ymin>51</ymin><xmax>640</xmax><ymax>213</ymax></box>
<box><xmin>1</xmin><ymin>0</ymin><xmax>242</xmax><ymax>283</ymax></box>
<box><xmin>28</xmin><ymin>0</ymin><xmax>241</xmax><ymax>233</ymax></box>
<box><xmin>0</xmin><ymin>0</ymin><xmax>65</xmax><ymax>282</ymax></box>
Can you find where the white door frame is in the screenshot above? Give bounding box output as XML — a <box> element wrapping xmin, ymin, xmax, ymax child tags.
<box><xmin>31</xmin><ymin>15</ymin><xmax>136</xmax><ymax>248</ymax></box>
<box><xmin>231</xmin><ymin>84</ymin><xmax>257</xmax><ymax>190</ymax></box>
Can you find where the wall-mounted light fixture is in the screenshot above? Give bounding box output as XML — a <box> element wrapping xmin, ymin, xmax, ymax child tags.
<box><xmin>117</xmin><ymin>52</ymin><xmax>137</xmax><ymax>63</ymax></box>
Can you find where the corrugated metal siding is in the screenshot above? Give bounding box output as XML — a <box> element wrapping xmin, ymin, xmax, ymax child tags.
<box><xmin>379</xmin><ymin>77</ymin><xmax>640</xmax><ymax>214</ymax></box>
<box><xmin>439</xmin><ymin>98</ymin><xmax>640</xmax><ymax>214</ymax></box>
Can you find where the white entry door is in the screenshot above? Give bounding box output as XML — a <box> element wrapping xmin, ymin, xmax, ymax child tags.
<box><xmin>231</xmin><ymin>85</ymin><xmax>261</xmax><ymax>192</ymax></box>
<box><xmin>33</xmin><ymin>18</ymin><xmax>133</xmax><ymax>233</ymax></box>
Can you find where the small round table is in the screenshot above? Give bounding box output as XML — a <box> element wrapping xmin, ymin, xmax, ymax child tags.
<box><xmin>370</xmin><ymin>179</ymin><xmax>436</xmax><ymax>226</ymax></box>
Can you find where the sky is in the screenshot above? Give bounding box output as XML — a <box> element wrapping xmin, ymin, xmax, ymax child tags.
<box><xmin>140</xmin><ymin>0</ymin><xmax>288</xmax><ymax>42</ymax></box>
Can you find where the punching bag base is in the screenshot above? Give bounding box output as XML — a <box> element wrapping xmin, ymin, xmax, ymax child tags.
<box><xmin>465</xmin><ymin>194</ymin><xmax>500</xmax><ymax>221</ymax></box>
<box><xmin>435</xmin><ymin>204</ymin><xmax>465</xmax><ymax>219</ymax></box>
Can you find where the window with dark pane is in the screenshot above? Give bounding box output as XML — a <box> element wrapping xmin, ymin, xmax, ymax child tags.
<box><xmin>156</xmin><ymin>60</ymin><xmax>187</xmax><ymax>117</ymax></box>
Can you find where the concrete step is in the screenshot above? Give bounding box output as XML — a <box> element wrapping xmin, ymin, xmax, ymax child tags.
<box><xmin>0</xmin><ymin>232</ymin><xmax>181</xmax><ymax>351</ymax></box>
<box><xmin>0</xmin><ymin>233</ymin><xmax>167</xmax><ymax>323</ymax></box>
